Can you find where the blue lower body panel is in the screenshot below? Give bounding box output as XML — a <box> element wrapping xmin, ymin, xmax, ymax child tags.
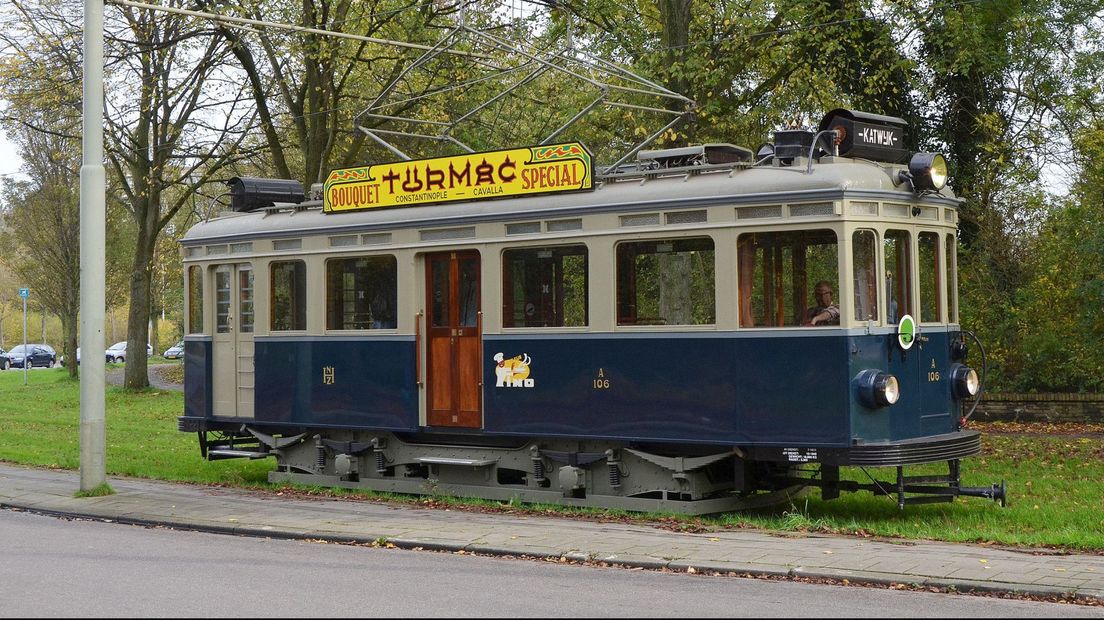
<box><xmin>253</xmin><ymin>338</ymin><xmax>418</xmax><ymax>430</ymax></box>
<box><xmin>188</xmin><ymin>332</ymin><xmax>961</xmax><ymax>450</ymax></box>
<box><xmin>183</xmin><ymin>337</ymin><xmax>212</xmax><ymax>419</ymax></box>
<box><xmin>482</xmin><ymin>334</ymin><xmax>849</xmax><ymax>446</ymax></box>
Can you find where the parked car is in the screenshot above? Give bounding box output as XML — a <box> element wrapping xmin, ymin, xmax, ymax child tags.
<box><xmin>61</xmin><ymin>348</ymin><xmax>81</xmax><ymax>367</ymax></box>
<box><xmin>105</xmin><ymin>341</ymin><xmax>154</xmax><ymax>363</ymax></box>
<box><xmin>162</xmin><ymin>341</ymin><xmax>185</xmax><ymax>359</ymax></box>
<box><xmin>8</xmin><ymin>344</ymin><xmax>56</xmax><ymax>368</ymax></box>
<box><xmin>0</xmin><ymin>348</ymin><xmax>9</xmax><ymax>370</ymax></box>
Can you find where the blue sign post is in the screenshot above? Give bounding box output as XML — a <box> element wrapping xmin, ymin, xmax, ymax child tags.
<box><xmin>19</xmin><ymin>288</ymin><xmax>28</xmax><ymax>385</ymax></box>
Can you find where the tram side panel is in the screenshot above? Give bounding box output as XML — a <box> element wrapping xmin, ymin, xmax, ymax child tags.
<box><xmin>482</xmin><ymin>334</ymin><xmax>850</xmax><ymax>447</ymax></box>
<box><xmin>187</xmin><ymin>331</ymin><xmax>954</xmax><ymax>448</ymax></box>
<box><xmin>253</xmin><ymin>337</ymin><xmax>419</xmax><ymax>430</ymax></box>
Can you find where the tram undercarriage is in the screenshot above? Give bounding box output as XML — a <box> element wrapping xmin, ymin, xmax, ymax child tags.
<box><xmin>190</xmin><ymin>424</ymin><xmax>1005</xmax><ymax>515</ymax></box>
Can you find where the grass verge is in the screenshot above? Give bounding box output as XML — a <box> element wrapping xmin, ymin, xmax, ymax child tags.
<box><xmin>74</xmin><ymin>482</ymin><xmax>115</xmax><ymax>498</ymax></box>
<box><xmin>0</xmin><ymin>368</ymin><xmax>1100</xmax><ymax>551</ymax></box>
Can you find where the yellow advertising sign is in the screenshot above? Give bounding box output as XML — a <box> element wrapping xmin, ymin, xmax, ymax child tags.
<box><xmin>323</xmin><ymin>143</ymin><xmax>593</xmax><ymax>213</ymax></box>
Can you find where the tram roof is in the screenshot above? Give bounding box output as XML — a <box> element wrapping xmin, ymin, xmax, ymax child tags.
<box><xmin>182</xmin><ymin>157</ymin><xmax>960</xmax><ymax>246</ymax></box>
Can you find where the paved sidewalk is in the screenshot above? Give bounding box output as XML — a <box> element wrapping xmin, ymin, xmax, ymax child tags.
<box><xmin>1</xmin><ymin>463</ymin><xmax>1102</xmax><ymax>603</ymax></box>
<box><xmin>105</xmin><ymin>363</ymin><xmax>183</xmax><ymax>392</ymax></box>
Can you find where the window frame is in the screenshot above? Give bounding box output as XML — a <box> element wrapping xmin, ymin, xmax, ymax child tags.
<box><xmin>851</xmin><ymin>228</ymin><xmax>880</xmax><ymax>324</ymax></box>
<box><xmin>946</xmin><ymin>232</ymin><xmax>958</xmax><ymax>323</ymax></box>
<box><xmin>269</xmin><ymin>259</ymin><xmax>307</xmax><ymax>332</ymax></box>
<box><xmin>186</xmin><ymin>264</ymin><xmax>204</xmax><ymax>335</ymax></box>
<box><xmin>500</xmin><ymin>243</ymin><xmax>590</xmax><ymax>329</ymax></box>
<box><xmin>324</xmin><ymin>254</ymin><xmax>399</xmax><ymax>331</ymax></box>
<box><xmin>614</xmin><ymin>235</ymin><xmax>717</xmax><ymax>328</ymax></box>
<box><xmin>736</xmin><ymin>228</ymin><xmax>841</xmax><ymax>329</ymax></box>
<box><xmin>917</xmin><ymin>230</ymin><xmax>943</xmax><ymax>324</ymax></box>
<box><xmin>883</xmin><ymin>228</ymin><xmax>913</xmax><ymax>326</ymax></box>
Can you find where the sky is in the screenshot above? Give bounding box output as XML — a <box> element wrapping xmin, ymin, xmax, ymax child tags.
<box><xmin>0</xmin><ymin>127</ymin><xmax>24</xmax><ymax>181</ymax></box>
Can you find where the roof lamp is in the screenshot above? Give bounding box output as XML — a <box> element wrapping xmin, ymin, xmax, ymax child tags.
<box><xmin>907</xmin><ymin>152</ymin><xmax>948</xmax><ymax>192</ymax></box>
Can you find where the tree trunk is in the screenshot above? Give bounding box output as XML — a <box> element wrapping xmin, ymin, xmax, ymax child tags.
<box><xmin>123</xmin><ymin>227</ymin><xmax>155</xmax><ymax>390</ymax></box>
<box><xmin>658</xmin><ymin>0</ymin><xmax>694</xmax><ymax>144</ymax></box>
<box><xmin>659</xmin><ymin>252</ymin><xmax>691</xmax><ymax>325</ymax></box>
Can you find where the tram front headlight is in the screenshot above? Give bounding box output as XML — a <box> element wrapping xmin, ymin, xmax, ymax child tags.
<box><xmin>950</xmin><ymin>364</ymin><xmax>980</xmax><ymax>399</ymax></box>
<box><xmin>854</xmin><ymin>370</ymin><xmax>900</xmax><ymax>409</ymax></box>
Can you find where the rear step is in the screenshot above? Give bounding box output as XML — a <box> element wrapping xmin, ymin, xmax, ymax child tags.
<box><xmin>207</xmin><ymin>449</ymin><xmax>272</xmax><ymax>461</ymax></box>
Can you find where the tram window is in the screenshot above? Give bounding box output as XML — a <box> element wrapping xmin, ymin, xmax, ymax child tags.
<box><xmin>502</xmin><ymin>245</ymin><xmax>587</xmax><ymax>328</ymax></box>
<box><xmin>430</xmin><ymin>258</ymin><xmax>450</xmax><ymax>328</ymax></box>
<box><xmin>737</xmin><ymin>230</ymin><xmax>838</xmax><ymax>327</ymax></box>
<box><xmin>459</xmin><ymin>255</ymin><xmax>479</xmax><ymax>328</ymax></box>
<box><xmin>215</xmin><ymin>266</ymin><xmax>231</xmax><ymax>334</ymax></box>
<box><xmin>326</xmin><ymin>256</ymin><xmax>398</xmax><ymax>330</ymax></box>
<box><xmin>187</xmin><ymin>266</ymin><xmax>203</xmax><ymax>334</ymax></box>
<box><xmin>616</xmin><ymin>238</ymin><xmax>715</xmax><ymax>326</ymax></box>
<box><xmin>270</xmin><ymin>260</ymin><xmax>306</xmax><ymax>331</ymax></box>
<box><xmin>884</xmin><ymin>230</ymin><xmax>912</xmax><ymax>324</ymax></box>
<box><xmin>946</xmin><ymin>233</ymin><xmax>958</xmax><ymax>322</ymax></box>
<box><xmin>919</xmin><ymin>232</ymin><xmax>942</xmax><ymax>323</ymax></box>
<box><xmin>853</xmin><ymin>230</ymin><xmax>878</xmax><ymax>322</ymax></box>
<box><xmin>239</xmin><ymin>267</ymin><xmax>254</xmax><ymax>333</ymax></box>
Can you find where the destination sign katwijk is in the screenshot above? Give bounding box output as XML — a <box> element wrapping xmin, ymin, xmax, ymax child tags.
<box><xmin>323</xmin><ymin>143</ymin><xmax>593</xmax><ymax>213</ymax></box>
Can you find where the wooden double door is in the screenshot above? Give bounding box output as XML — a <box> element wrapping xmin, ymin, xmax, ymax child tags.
<box><xmin>425</xmin><ymin>251</ymin><xmax>482</xmax><ymax>428</ymax></box>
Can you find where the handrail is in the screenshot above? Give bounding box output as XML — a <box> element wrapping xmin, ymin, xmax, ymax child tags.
<box><xmin>476</xmin><ymin>311</ymin><xmax>484</xmax><ymax>388</ymax></box>
<box><xmin>415</xmin><ymin>311</ymin><xmax>424</xmax><ymax>387</ymax></box>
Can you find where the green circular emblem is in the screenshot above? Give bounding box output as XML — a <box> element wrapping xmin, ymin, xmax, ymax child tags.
<box><xmin>897</xmin><ymin>314</ymin><xmax>916</xmax><ymax>350</ymax></box>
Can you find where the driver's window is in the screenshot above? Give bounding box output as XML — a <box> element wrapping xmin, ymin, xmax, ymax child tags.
<box><xmin>884</xmin><ymin>230</ymin><xmax>912</xmax><ymax>323</ymax></box>
<box><xmin>852</xmin><ymin>229</ymin><xmax>878</xmax><ymax>322</ymax></box>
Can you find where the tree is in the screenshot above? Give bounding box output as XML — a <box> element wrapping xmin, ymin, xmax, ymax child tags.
<box><xmin>105</xmin><ymin>2</ymin><xmax>257</xmax><ymax>389</ymax></box>
<box><xmin>0</xmin><ymin>145</ymin><xmax>81</xmax><ymax>377</ymax></box>
<box><xmin>205</xmin><ymin>0</ymin><xmax>464</xmax><ymax>186</ymax></box>
<box><xmin>0</xmin><ymin>25</ymin><xmax>85</xmax><ymax>376</ymax></box>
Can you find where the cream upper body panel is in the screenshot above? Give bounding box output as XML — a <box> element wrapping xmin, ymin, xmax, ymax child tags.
<box><xmin>181</xmin><ymin>159</ymin><xmax>961</xmax><ymax>247</ymax></box>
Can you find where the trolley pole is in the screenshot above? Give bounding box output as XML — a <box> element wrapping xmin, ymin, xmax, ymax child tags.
<box><xmin>79</xmin><ymin>0</ymin><xmax>107</xmax><ymax>491</ymax></box>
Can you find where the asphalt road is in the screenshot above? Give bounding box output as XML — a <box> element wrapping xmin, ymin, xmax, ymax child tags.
<box><xmin>1</xmin><ymin>509</ymin><xmax>1100</xmax><ymax>618</ymax></box>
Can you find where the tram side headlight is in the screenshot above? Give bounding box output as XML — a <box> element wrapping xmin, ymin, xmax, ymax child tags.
<box><xmin>854</xmin><ymin>369</ymin><xmax>901</xmax><ymax>409</ymax></box>
<box><xmin>901</xmin><ymin>152</ymin><xmax>949</xmax><ymax>192</ymax></box>
<box><xmin>950</xmin><ymin>364</ymin><xmax>980</xmax><ymax>399</ymax></box>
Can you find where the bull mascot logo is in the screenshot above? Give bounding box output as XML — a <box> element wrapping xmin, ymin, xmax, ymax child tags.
<box><xmin>493</xmin><ymin>352</ymin><xmax>534</xmax><ymax>388</ymax></box>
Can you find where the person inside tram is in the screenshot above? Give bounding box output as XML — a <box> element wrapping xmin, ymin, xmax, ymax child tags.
<box><xmin>804</xmin><ymin>280</ymin><xmax>841</xmax><ymax>326</ymax></box>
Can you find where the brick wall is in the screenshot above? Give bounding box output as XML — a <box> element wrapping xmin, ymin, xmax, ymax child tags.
<box><xmin>971</xmin><ymin>393</ymin><xmax>1104</xmax><ymax>423</ymax></box>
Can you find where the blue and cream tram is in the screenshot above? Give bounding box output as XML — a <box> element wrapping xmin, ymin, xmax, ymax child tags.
<box><xmin>178</xmin><ymin>109</ymin><xmax>1004</xmax><ymax>513</ymax></box>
